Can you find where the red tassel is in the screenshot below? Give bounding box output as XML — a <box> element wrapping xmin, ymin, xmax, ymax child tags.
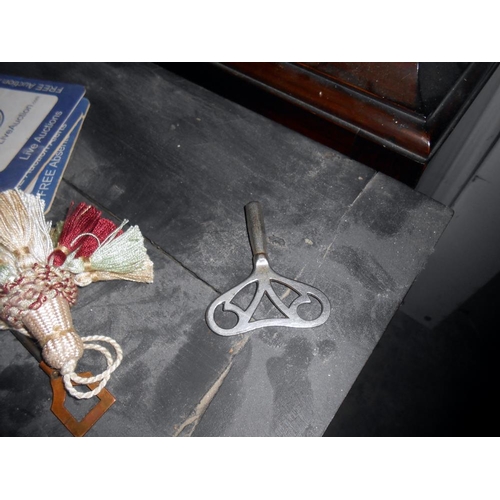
<box><xmin>50</xmin><ymin>202</ymin><xmax>102</xmax><ymax>266</ymax></box>
<box><xmin>74</xmin><ymin>218</ymin><xmax>123</xmax><ymax>259</ymax></box>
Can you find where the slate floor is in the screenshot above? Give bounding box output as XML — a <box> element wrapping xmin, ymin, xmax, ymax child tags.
<box><xmin>323</xmin><ymin>270</ymin><xmax>500</xmax><ymax>437</ymax></box>
<box><xmin>156</xmin><ymin>63</ymin><xmax>499</xmax><ymax>438</ymax></box>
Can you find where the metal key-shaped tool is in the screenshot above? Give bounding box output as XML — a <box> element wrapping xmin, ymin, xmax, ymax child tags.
<box><xmin>206</xmin><ymin>201</ymin><xmax>331</xmax><ymax>336</ymax></box>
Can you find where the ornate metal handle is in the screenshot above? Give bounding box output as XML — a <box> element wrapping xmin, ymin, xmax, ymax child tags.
<box><xmin>206</xmin><ymin>202</ymin><xmax>331</xmax><ymax>336</ymax></box>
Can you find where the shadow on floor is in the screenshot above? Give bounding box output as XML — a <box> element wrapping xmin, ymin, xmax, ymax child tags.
<box><xmin>323</xmin><ymin>271</ymin><xmax>500</xmax><ymax>437</ymax></box>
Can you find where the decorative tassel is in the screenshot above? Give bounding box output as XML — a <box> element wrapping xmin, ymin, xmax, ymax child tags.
<box><xmin>0</xmin><ymin>189</ymin><xmax>154</xmax><ymax>400</ymax></box>
<box><xmin>0</xmin><ymin>245</ymin><xmax>19</xmax><ymax>286</ymax></box>
<box><xmin>50</xmin><ymin>202</ymin><xmax>102</xmax><ymax>266</ymax></box>
<box><xmin>63</xmin><ymin>222</ymin><xmax>154</xmax><ymax>285</ymax></box>
<box><xmin>0</xmin><ymin>189</ymin><xmax>53</xmax><ymax>270</ymax></box>
<box><xmin>74</xmin><ymin>217</ymin><xmax>121</xmax><ymax>259</ymax></box>
<box><xmin>73</xmin><ymin>258</ymin><xmax>154</xmax><ymax>286</ymax></box>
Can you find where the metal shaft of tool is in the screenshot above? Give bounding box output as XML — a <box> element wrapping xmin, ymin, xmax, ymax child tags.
<box><xmin>245</xmin><ymin>201</ymin><xmax>267</xmax><ymax>256</ymax></box>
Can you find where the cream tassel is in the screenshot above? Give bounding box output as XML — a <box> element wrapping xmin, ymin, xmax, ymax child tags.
<box><xmin>0</xmin><ymin>244</ymin><xmax>19</xmax><ymax>285</ymax></box>
<box><xmin>0</xmin><ymin>189</ymin><xmax>53</xmax><ymax>270</ymax></box>
<box><xmin>1</xmin><ymin>189</ymin><xmax>153</xmax><ymax>400</ymax></box>
<box><xmin>73</xmin><ymin>259</ymin><xmax>154</xmax><ymax>286</ymax></box>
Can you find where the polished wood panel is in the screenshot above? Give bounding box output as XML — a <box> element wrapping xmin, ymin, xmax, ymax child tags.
<box><xmin>298</xmin><ymin>63</ymin><xmax>420</xmax><ymax>109</ymax></box>
<box><xmin>162</xmin><ymin>63</ymin><xmax>498</xmax><ymax>187</ymax></box>
<box><xmin>219</xmin><ymin>62</ymin><xmax>497</xmax><ymax>164</ymax></box>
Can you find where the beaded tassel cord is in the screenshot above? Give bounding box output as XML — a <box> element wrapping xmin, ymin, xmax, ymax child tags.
<box><xmin>0</xmin><ymin>189</ymin><xmax>154</xmax><ymax>399</ymax></box>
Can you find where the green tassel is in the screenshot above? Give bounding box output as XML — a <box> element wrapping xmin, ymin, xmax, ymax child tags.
<box><xmin>63</xmin><ymin>222</ymin><xmax>153</xmax><ymax>283</ymax></box>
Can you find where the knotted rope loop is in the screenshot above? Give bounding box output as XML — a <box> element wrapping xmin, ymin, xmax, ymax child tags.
<box><xmin>62</xmin><ymin>335</ymin><xmax>123</xmax><ymax>399</ymax></box>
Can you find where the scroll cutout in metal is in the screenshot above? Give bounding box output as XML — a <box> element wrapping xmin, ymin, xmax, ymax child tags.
<box><xmin>206</xmin><ymin>202</ymin><xmax>331</xmax><ymax>336</ymax></box>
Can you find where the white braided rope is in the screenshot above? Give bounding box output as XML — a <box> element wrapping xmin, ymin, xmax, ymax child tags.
<box><xmin>62</xmin><ymin>335</ymin><xmax>123</xmax><ymax>399</ymax></box>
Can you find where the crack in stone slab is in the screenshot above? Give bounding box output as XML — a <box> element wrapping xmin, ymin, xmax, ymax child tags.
<box><xmin>173</xmin><ymin>336</ymin><xmax>249</xmax><ymax>436</ymax></box>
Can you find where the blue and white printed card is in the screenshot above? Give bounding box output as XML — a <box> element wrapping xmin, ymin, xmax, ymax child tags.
<box><xmin>21</xmin><ymin>96</ymin><xmax>90</xmax><ymax>191</ymax></box>
<box><xmin>28</xmin><ymin>98</ymin><xmax>90</xmax><ymax>213</ymax></box>
<box><xmin>0</xmin><ymin>74</ymin><xmax>85</xmax><ymax>190</ymax></box>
